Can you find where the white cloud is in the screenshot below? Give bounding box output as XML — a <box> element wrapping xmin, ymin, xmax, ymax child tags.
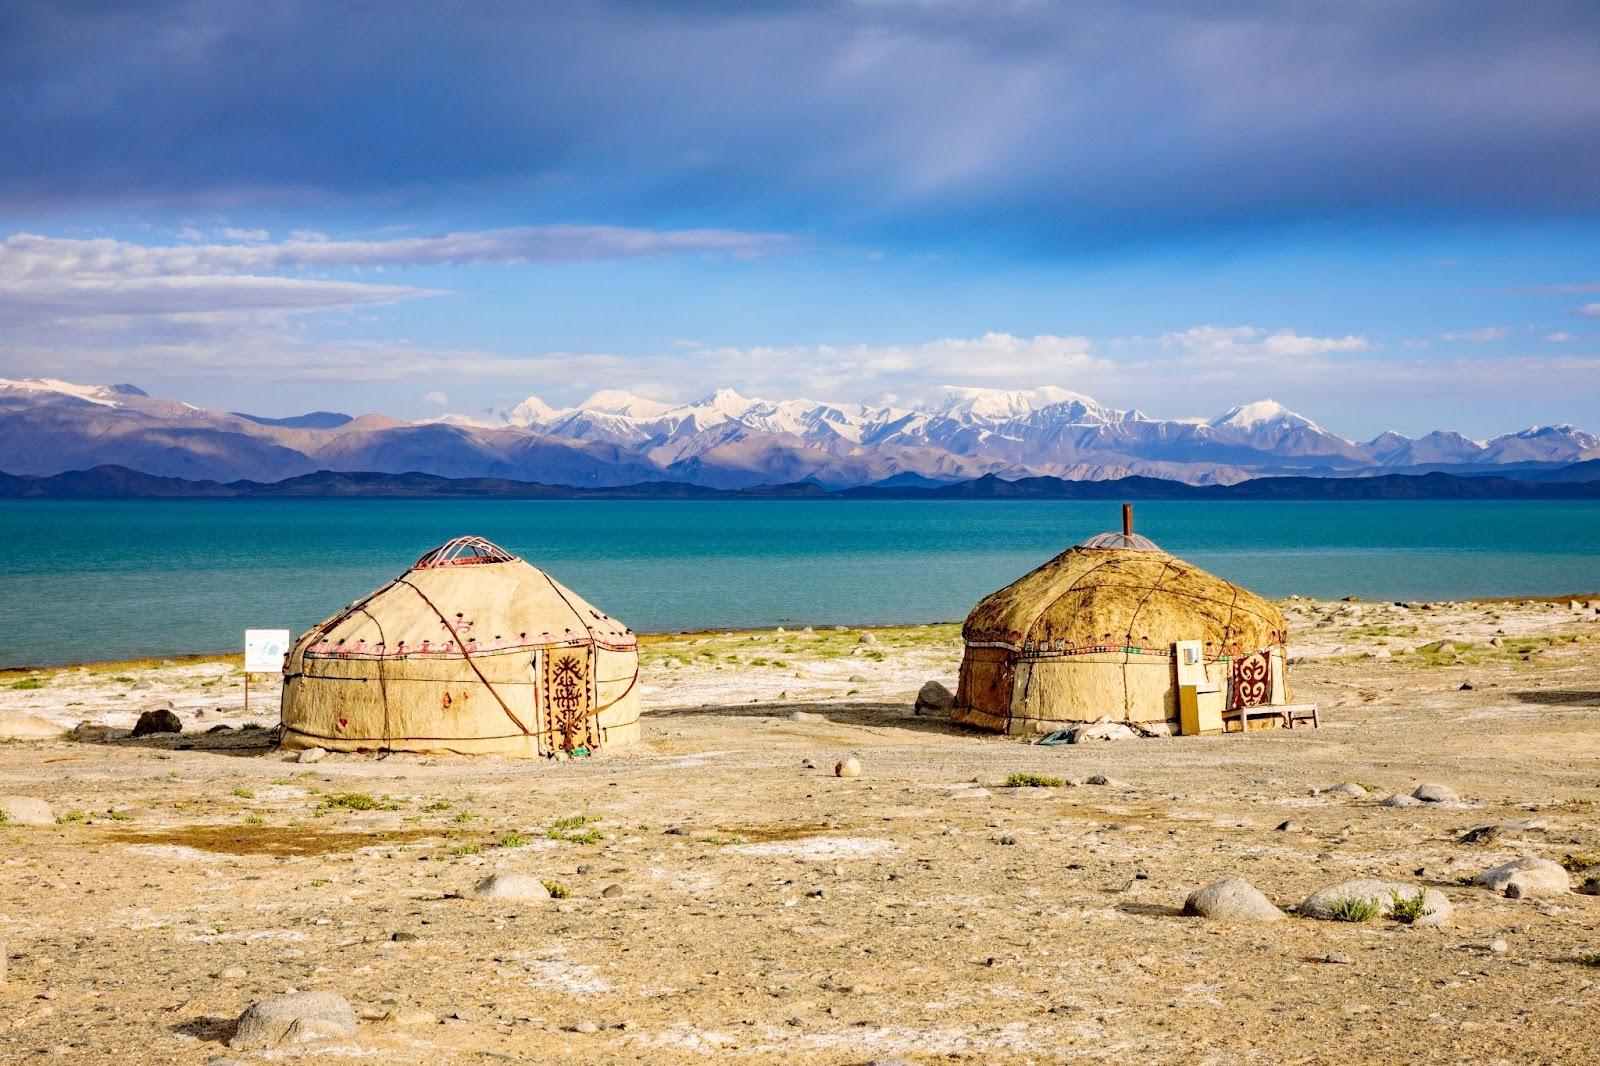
<box><xmin>1156</xmin><ymin>325</ymin><xmax>1372</xmax><ymax>363</ymax></box>
<box><xmin>1441</xmin><ymin>326</ymin><xmax>1508</xmax><ymax>342</ymax></box>
<box><xmin>0</xmin><ymin>224</ymin><xmax>794</xmax><ymax>336</ymax></box>
<box><xmin>0</xmin><ymin>226</ymin><xmax>791</xmax><ymax>282</ymax></box>
<box><xmin>1575</xmin><ymin>303</ymin><xmax>1600</xmax><ymax>318</ymax></box>
<box><xmin>423</xmin><ymin>390</ymin><xmax>448</xmax><ymax>404</ymax></box>
<box><xmin>1546</xmin><ymin>331</ymin><xmax>1575</xmax><ymax>342</ymax></box>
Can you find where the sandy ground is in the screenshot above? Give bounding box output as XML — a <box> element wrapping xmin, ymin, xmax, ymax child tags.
<box><xmin>2</xmin><ymin>598</ymin><xmax>1599</xmax><ymax>1064</ymax></box>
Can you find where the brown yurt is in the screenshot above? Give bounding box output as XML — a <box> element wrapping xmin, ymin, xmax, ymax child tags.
<box><xmin>954</xmin><ymin>509</ymin><xmax>1289</xmax><ymax>735</ymax></box>
<box><xmin>281</xmin><ymin>536</ymin><xmax>640</xmax><ymax>756</ymax></box>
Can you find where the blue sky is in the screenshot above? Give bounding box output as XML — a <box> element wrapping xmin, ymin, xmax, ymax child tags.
<box><xmin>1</xmin><ymin>1</ymin><xmax>1598</xmax><ymax>438</ymax></box>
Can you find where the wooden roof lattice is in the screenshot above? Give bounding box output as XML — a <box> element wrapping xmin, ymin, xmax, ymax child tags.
<box><xmin>412</xmin><ymin>535</ymin><xmax>518</xmax><ymax>569</ymax></box>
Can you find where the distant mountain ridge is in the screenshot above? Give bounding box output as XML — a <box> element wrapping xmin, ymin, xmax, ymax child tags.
<box><xmin>2</xmin><ymin>376</ymin><xmax>1596</xmax><ymax>490</ymax></box>
<box><xmin>2</xmin><ymin>464</ymin><xmax>1598</xmax><ymax>501</ymax></box>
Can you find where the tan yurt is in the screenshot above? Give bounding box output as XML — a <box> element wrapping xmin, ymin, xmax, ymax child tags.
<box><xmin>280</xmin><ymin>535</ymin><xmax>640</xmax><ymax>757</ymax></box>
<box><xmin>954</xmin><ymin>507</ymin><xmax>1290</xmax><ymax>736</ymax></box>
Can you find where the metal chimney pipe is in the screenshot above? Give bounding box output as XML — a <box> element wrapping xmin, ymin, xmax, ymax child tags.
<box><xmin>1122</xmin><ymin>502</ymin><xmax>1133</xmax><ymax>539</ymax></box>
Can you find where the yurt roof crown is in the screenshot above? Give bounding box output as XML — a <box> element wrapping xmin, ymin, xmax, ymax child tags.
<box><xmin>414</xmin><ymin>535</ymin><xmax>518</xmax><ymax>568</ymax></box>
<box><xmin>1076</xmin><ymin>503</ymin><xmax>1161</xmax><ymax>552</ymax></box>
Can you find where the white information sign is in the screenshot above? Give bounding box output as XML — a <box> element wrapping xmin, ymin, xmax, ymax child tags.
<box><xmin>245</xmin><ymin>629</ymin><xmax>291</xmax><ymax>673</ymax></box>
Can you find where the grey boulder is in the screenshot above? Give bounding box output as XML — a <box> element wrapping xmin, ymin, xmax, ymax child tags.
<box><xmin>1300</xmin><ymin>879</ymin><xmax>1452</xmax><ymax>926</ymax></box>
<box><xmin>0</xmin><ymin>712</ymin><xmax>67</xmax><ymax>740</ymax></box>
<box><xmin>0</xmin><ymin>795</ymin><xmax>54</xmax><ymax>826</ymax></box>
<box><xmin>1182</xmin><ymin>877</ymin><xmax>1285</xmax><ymax>921</ymax></box>
<box><xmin>1379</xmin><ymin>793</ymin><xmax>1422</xmax><ymax>808</ymax></box>
<box><xmin>1411</xmin><ymin>783</ymin><xmax>1459</xmax><ymax>803</ymax></box>
<box><xmin>1472</xmin><ymin>857</ymin><xmax>1569</xmax><ymax>898</ymax></box>
<box><xmin>230</xmin><ymin>991</ymin><xmax>357</xmax><ymax>1049</ymax></box>
<box><xmin>471</xmin><ymin>872</ymin><xmax>551</xmax><ymax>901</ymax></box>
<box><xmin>914</xmin><ymin>680</ymin><xmax>956</xmax><ymax>717</ymax></box>
<box><xmin>131</xmin><ymin>708</ymin><xmax>183</xmax><ymax>737</ymax></box>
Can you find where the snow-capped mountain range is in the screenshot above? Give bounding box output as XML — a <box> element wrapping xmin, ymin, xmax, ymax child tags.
<box><xmin>1</xmin><ymin>377</ymin><xmax>1596</xmax><ymax>489</ymax></box>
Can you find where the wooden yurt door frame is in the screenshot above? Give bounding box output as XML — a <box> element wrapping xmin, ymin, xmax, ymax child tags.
<box><xmin>533</xmin><ymin>643</ymin><xmax>601</xmax><ymax>755</ymax></box>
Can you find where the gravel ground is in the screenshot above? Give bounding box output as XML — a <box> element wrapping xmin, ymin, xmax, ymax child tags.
<box><xmin>1</xmin><ymin>599</ymin><xmax>1598</xmax><ymax>1064</ymax></box>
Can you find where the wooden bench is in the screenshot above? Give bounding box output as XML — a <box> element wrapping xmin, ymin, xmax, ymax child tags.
<box><xmin>1222</xmin><ymin>703</ymin><xmax>1319</xmax><ymax>732</ymax></box>
<box><xmin>1222</xmin><ymin>705</ymin><xmax>1288</xmax><ymax>732</ymax></box>
<box><xmin>1282</xmin><ymin>703</ymin><xmax>1319</xmax><ymax>729</ymax></box>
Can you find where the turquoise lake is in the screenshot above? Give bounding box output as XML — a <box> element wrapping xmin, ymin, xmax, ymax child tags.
<box><xmin>1</xmin><ymin>498</ymin><xmax>1597</xmax><ymax>667</ymax></box>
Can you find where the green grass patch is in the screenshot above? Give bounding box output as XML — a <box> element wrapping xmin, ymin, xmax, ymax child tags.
<box><xmin>696</xmin><ymin>833</ymin><xmax>746</xmax><ymax>846</ymax></box>
<box><xmin>550</xmin><ymin>813</ymin><xmax>593</xmax><ymax>831</ymax></box>
<box><xmin>57</xmin><ymin>810</ymin><xmax>86</xmax><ymax>824</ymax></box>
<box><xmin>1560</xmin><ymin>853</ymin><xmax>1600</xmax><ymax>873</ymax></box>
<box><xmin>1004</xmin><ymin>772</ymin><xmax>1065</xmax><ymax>788</ymax></box>
<box><xmin>542</xmin><ymin>880</ymin><xmax>571</xmax><ymax>899</ymax></box>
<box><xmin>230</xmin><ymin>787</ymin><xmax>255</xmax><ymax>799</ymax></box>
<box><xmin>1579</xmin><ymin>953</ymin><xmax>1600</xmax><ymax>968</ymax></box>
<box><xmin>317</xmin><ymin>792</ymin><xmax>400</xmax><ymax>812</ymax></box>
<box><xmin>548</xmin><ymin>827</ymin><xmax>603</xmax><ymax>844</ymax></box>
<box><xmin>1327</xmin><ymin>896</ymin><xmax>1380</xmax><ymax>923</ymax></box>
<box><xmin>8</xmin><ymin>677</ymin><xmax>45</xmax><ymax>690</ymax></box>
<box><xmin>495</xmin><ymin>832</ymin><xmax>532</xmax><ymax>848</ymax></box>
<box><xmin>243</xmin><ymin>814</ymin><xmax>264</xmax><ymax>825</ymax></box>
<box><xmin>422</xmin><ymin>799</ymin><xmax>452</xmax><ymax>812</ymax></box>
<box><xmin>1386</xmin><ymin>891</ymin><xmax>1428</xmax><ymax>924</ymax></box>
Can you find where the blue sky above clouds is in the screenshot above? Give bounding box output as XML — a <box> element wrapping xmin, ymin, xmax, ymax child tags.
<box><xmin>2</xmin><ymin>0</ymin><xmax>1598</xmax><ymax>436</ymax></box>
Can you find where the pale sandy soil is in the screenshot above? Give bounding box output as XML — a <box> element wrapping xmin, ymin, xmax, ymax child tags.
<box><xmin>1</xmin><ymin>599</ymin><xmax>1599</xmax><ymax>1064</ymax></box>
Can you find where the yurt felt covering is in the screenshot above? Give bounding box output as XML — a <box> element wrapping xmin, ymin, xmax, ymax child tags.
<box><xmin>281</xmin><ymin>537</ymin><xmax>640</xmax><ymax>756</ymax></box>
<box><xmin>955</xmin><ymin>541</ymin><xmax>1287</xmax><ymax>733</ymax></box>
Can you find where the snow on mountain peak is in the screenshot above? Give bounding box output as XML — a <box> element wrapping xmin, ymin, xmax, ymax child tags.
<box><xmin>577</xmin><ymin>390</ymin><xmax>672</xmax><ymax>419</ymax></box>
<box><xmin>1209</xmin><ymin>399</ymin><xmax>1320</xmax><ymax>432</ymax></box>
<box><xmin>696</xmin><ymin>387</ymin><xmax>759</xmax><ymax>416</ymax></box>
<box><xmin>932</xmin><ymin>385</ymin><xmax>1111</xmax><ymax>422</ymax></box>
<box><xmin>501</xmin><ymin>395</ymin><xmax>561</xmax><ymax>426</ymax></box>
<box><xmin>0</xmin><ymin>377</ymin><xmax>127</xmax><ymax>407</ymax></box>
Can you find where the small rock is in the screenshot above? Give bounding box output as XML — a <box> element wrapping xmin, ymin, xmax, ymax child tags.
<box><xmin>1411</xmin><ymin>783</ymin><xmax>1459</xmax><ymax>803</ymax></box>
<box><xmin>601</xmin><ymin>884</ymin><xmax>623</xmax><ymax>898</ymax></box>
<box><xmin>216</xmin><ymin>966</ymin><xmax>248</xmax><ymax>980</ymax></box>
<box><xmin>1182</xmin><ymin>877</ymin><xmax>1285</xmax><ymax>921</ymax></box>
<box><xmin>130</xmin><ymin>679</ymin><xmax>154</xmax><ymax>691</ymax></box>
<box><xmin>470</xmin><ymin>873</ymin><xmax>552</xmax><ymax>902</ymax></box>
<box><xmin>1458</xmin><ymin>681</ymin><xmax>1474</xmax><ymax>691</ymax></box>
<box><xmin>1085</xmin><ymin>774</ymin><xmax>1128</xmax><ymax>787</ymax></box>
<box><xmin>835</xmin><ymin>757</ymin><xmax>861</xmax><ymax>778</ymax></box>
<box><xmin>0</xmin><ymin>795</ymin><xmax>55</xmax><ymax>826</ymax></box>
<box><xmin>1457</xmin><ymin>819</ymin><xmax>1546</xmax><ymax>845</ymax></box>
<box><xmin>1275</xmin><ymin>820</ymin><xmax>1297</xmax><ymax>832</ymax></box>
<box><xmin>1489</xmin><ymin>938</ymin><xmax>1508</xmax><ymax>954</ymax></box>
<box><xmin>1379</xmin><ymin>793</ymin><xmax>1422</xmax><ymax>808</ymax></box>
<box><xmin>857</xmin><ymin>632</ymin><xmax>878</xmax><ymax>645</ymax></box>
<box><xmin>131</xmin><ymin>708</ymin><xmax>182</xmax><ymax>737</ymax></box>
<box><xmin>229</xmin><ymin>991</ymin><xmax>358</xmax><ymax>1049</ymax></box>
<box><xmin>1473</xmin><ymin>857</ymin><xmax>1569</xmax><ymax>898</ymax></box>
<box><xmin>296</xmin><ymin>747</ymin><xmax>328</xmax><ymax>764</ymax></box>
<box><xmin>1325</xmin><ymin>782</ymin><xmax>1367</xmax><ymax>797</ymax></box>
<box><xmin>914</xmin><ymin>680</ymin><xmax>956</xmax><ymax>717</ymax></box>
<box><xmin>1321</xmin><ymin>951</ymin><xmax>1354</xmax><ymax>965</ymax></box>
<box><xmin>389</xmin><ymin>931</ymin><xmax>419</xmax><ymax>942</ymax></box>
